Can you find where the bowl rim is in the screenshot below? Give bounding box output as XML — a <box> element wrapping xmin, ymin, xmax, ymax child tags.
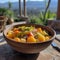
<box><xmin>3</xmin><ymin>23</ymin><xmax>56</xmax><ymax>44</ymax></box>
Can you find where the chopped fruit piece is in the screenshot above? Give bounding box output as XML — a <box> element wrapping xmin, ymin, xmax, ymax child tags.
<box><xmin>28</xmin><ymin>32</ymin><xmax>34</xmax><ymax>36</ymax></box>
<box><xmin>13</xmin><ymin>28</ymin><xmax>19</xmax><ymax>32</ymax></box>
<box><xmin>37</xmin><ymin>33</ymin><xmax>45</xmax><ymax>42</ymax></box>
<box><xmin>7</xmin><ymin>31</ymin><xmax>15</xmax><ymax>38</ymax></box>
<box><xmin>42</xmin><ymin>30</ymin><xmax>48</xmax><ymax>36</ymax></box>
<box><xmin>20</xmin><ymin>38</ymin><xmax>26</xmax><ymax>43</ymax></box>
<box><xmin>45</xmin><ymin>36</ymin><xmax>51</xmax><ymax>41</ymax></box>
<box><xmin>14</xmin><ymin>30</ymin><xmax>20</xmax><ymax>34</ymax></box>
<box><xmin>45</xmin><ymin>36</ymin><xmax>50</xmax><ymax>41</ymax></box>
<box><xmin>37</xmin><ymin>28</ymin><xmax>42</xmax><ymax>33</ymax></box>
<box><xmin>27</xmin><ymin>36</ymin><xmax>36</xmax><ymax>43</ymax></box>
<box><xmin>14</xmin><ymin>37</ymin><xmax>21</xmax><ymax>42</ymax></box>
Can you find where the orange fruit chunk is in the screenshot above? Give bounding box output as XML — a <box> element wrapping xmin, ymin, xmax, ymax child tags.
<box><xmin>27</xmin><ymin>36</ymin><xmax>36</xmax><ymax>43</ymax></box>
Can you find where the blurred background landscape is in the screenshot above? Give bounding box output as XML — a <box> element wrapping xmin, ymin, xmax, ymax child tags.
<box><xmin>0</xmin><ymin>0</ymin><xmax>58</xmax><ymax>25</ymax></box>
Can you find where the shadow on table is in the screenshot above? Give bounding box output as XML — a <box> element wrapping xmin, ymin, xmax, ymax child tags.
<box><xmin>7</xmin><ymin>50</ymin><xmax>39</xmax><ymax>60</ymax></box>
<box><xmin>0</xmin><ymin>43</ymin><xmax>39</xmax><ymax>60</ymax></box>
<box><xmin>0</xmin><ymin>37</ymin><xmax>39</xmax><ymax>60</ymax></box>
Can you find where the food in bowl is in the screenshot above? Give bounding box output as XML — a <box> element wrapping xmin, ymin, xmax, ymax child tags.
<box><xmin>7</xmin><ymin>26</ymin><xmax>51</xmax><ymax>43</ymax></box>
<box><xmin>3</xmin><ymin>24</ymin><xmax>56</xmax><ymax>54</ymax></box>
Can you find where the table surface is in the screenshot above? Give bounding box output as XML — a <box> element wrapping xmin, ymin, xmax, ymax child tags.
<box><xmin>0</xmin><ymin>22</ymin><xmax>60</xmax><ymax>60</ymax></box>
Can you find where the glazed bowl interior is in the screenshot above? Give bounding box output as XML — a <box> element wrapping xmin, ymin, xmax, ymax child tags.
<box><xmin>3</xmin><ymin>24</ymin><xmax>56</xmax><ymax>54</ymax></box>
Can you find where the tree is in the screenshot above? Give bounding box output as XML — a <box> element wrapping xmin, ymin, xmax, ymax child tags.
<box><xmin>44</xmin><ymin>0</ymin><xmax>51</xmax><ymax>24</ymax></box>
<box><xmin>8</xmin><ymin>1</ymin><xmax>12</xmax><ymax>9</ymax></box>
<box><xmin>40</xmin><ymin>0</ymin><xmax>51</xmax><ymax>25</ymax></box>
<box><xmin>29</xmin><ymin>0</ymin><xmax>52</xmax><ymax>25</ymax></box>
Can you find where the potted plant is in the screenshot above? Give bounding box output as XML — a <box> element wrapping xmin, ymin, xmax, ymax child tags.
<box><xmin>0</xmin><ymin>8</ymin><xmax>7</xmax><ymax>16</ymax></box>
<box><xmin>0</xmin><ymin>8</ymin><xmax>14</xmax><ymax>24</ymax></box>
<box><xmin>4</xmin><ymin>9</ymin><xmax>14</xmax><ymax>24</ymax></box>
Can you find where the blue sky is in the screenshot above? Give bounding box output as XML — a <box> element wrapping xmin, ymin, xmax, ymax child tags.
<box><xmin>0</xmin><ymin>0</ymin><xmax>44</xmax><ymax>3</ymax></box>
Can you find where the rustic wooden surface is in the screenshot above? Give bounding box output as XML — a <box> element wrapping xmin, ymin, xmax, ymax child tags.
<box><xmin>0</xmin><ymin>22</ymin><xmax>60</xmax><ymax>60</ymax></box>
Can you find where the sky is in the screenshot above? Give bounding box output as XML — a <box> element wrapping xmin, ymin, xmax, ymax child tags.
<box><xmin>0</xmin><ymin>0</ymin><xmax>44</xmax><ymax>3</ymax></box>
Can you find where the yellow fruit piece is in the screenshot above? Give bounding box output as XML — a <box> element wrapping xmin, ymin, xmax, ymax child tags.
<box><xmin>14</xmin><ymin>37</ymin><xmax>21</xmax><ymax>42</ymax></box>
<box><xmin>7</xmin><ymin>34</ymin><xmax>13</xmax><ymax>38</ymax></box>
<box><xmin>20</xmin><ymin>38</ymin><xmax>26</xmax><ymax>43</ymax></box>
<box><xmin>13</xmin><ymin>28</ymin><xmax>19</xmax><ymax>32</ymax></box>
<box><xmin>37</xmin><ymin>28</ymin><xmax>43</xmax><ymax>33</ymax></box>
<box><xmin>45</xmin><ymin>36</ymin><xmax>50</xmax><ymax>41</ymax></box>
<box><xmin>42</xmin><ymin>30</ymin><xmax>48</xmax><ymax>36</ymax></box>
<box><xmin>27</xmin><ymin>36</ymin><xmax>36</xmax><ymax>43</ymax></box>
<box><xmin>37</xmin><ymin>33</ymin><xmax>45</xmax><ymax>42</ymax></box>
<box><xmin>7</xmin><ymin>31</ymin><xmax>15</xmax><ymax>38</ymax></box>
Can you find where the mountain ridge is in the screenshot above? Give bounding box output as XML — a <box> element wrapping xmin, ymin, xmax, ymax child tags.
<box><xmin>0</xmin><ymin>1</ymin><xmax>58</xmax><ymax>12</ymax></box>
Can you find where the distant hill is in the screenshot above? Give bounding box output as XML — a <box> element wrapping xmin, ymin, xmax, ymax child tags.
<box><xmin>0</xmin><ymin>1</ymin><xmax>58</xmax><ymax>12</ymax></box>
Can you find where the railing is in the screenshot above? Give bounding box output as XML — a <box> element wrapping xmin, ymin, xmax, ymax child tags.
<box><xmin>19</xmin><ymin>0</ymin><xmax>27</xmax><ymax>17</ymax></box>
<box><xmin>19</xmin><ymin>0</ymin><xmax>28</xmax><ymax>22</ymax></box>
<box><xmin>57</xmin><ymin>0</ymin><xmax>60</xmax><ymax>20</ymax></box>
<box><xmin>19</xmin><ymin>0</ymin><xmax>60</xmax><ymax>20</ymax></box>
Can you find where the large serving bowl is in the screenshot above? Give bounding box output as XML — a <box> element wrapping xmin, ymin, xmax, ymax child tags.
<box><xmin>3</xmin><ymin>24</ymin><xmax>56</xmax><ymax>54</ymax></box>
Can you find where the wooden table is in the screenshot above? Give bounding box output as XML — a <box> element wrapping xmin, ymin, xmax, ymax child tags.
<box><xmin>0</xmin><ymin>22</ymin><xmax>60</xmax><ymax>60</ymax></box>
